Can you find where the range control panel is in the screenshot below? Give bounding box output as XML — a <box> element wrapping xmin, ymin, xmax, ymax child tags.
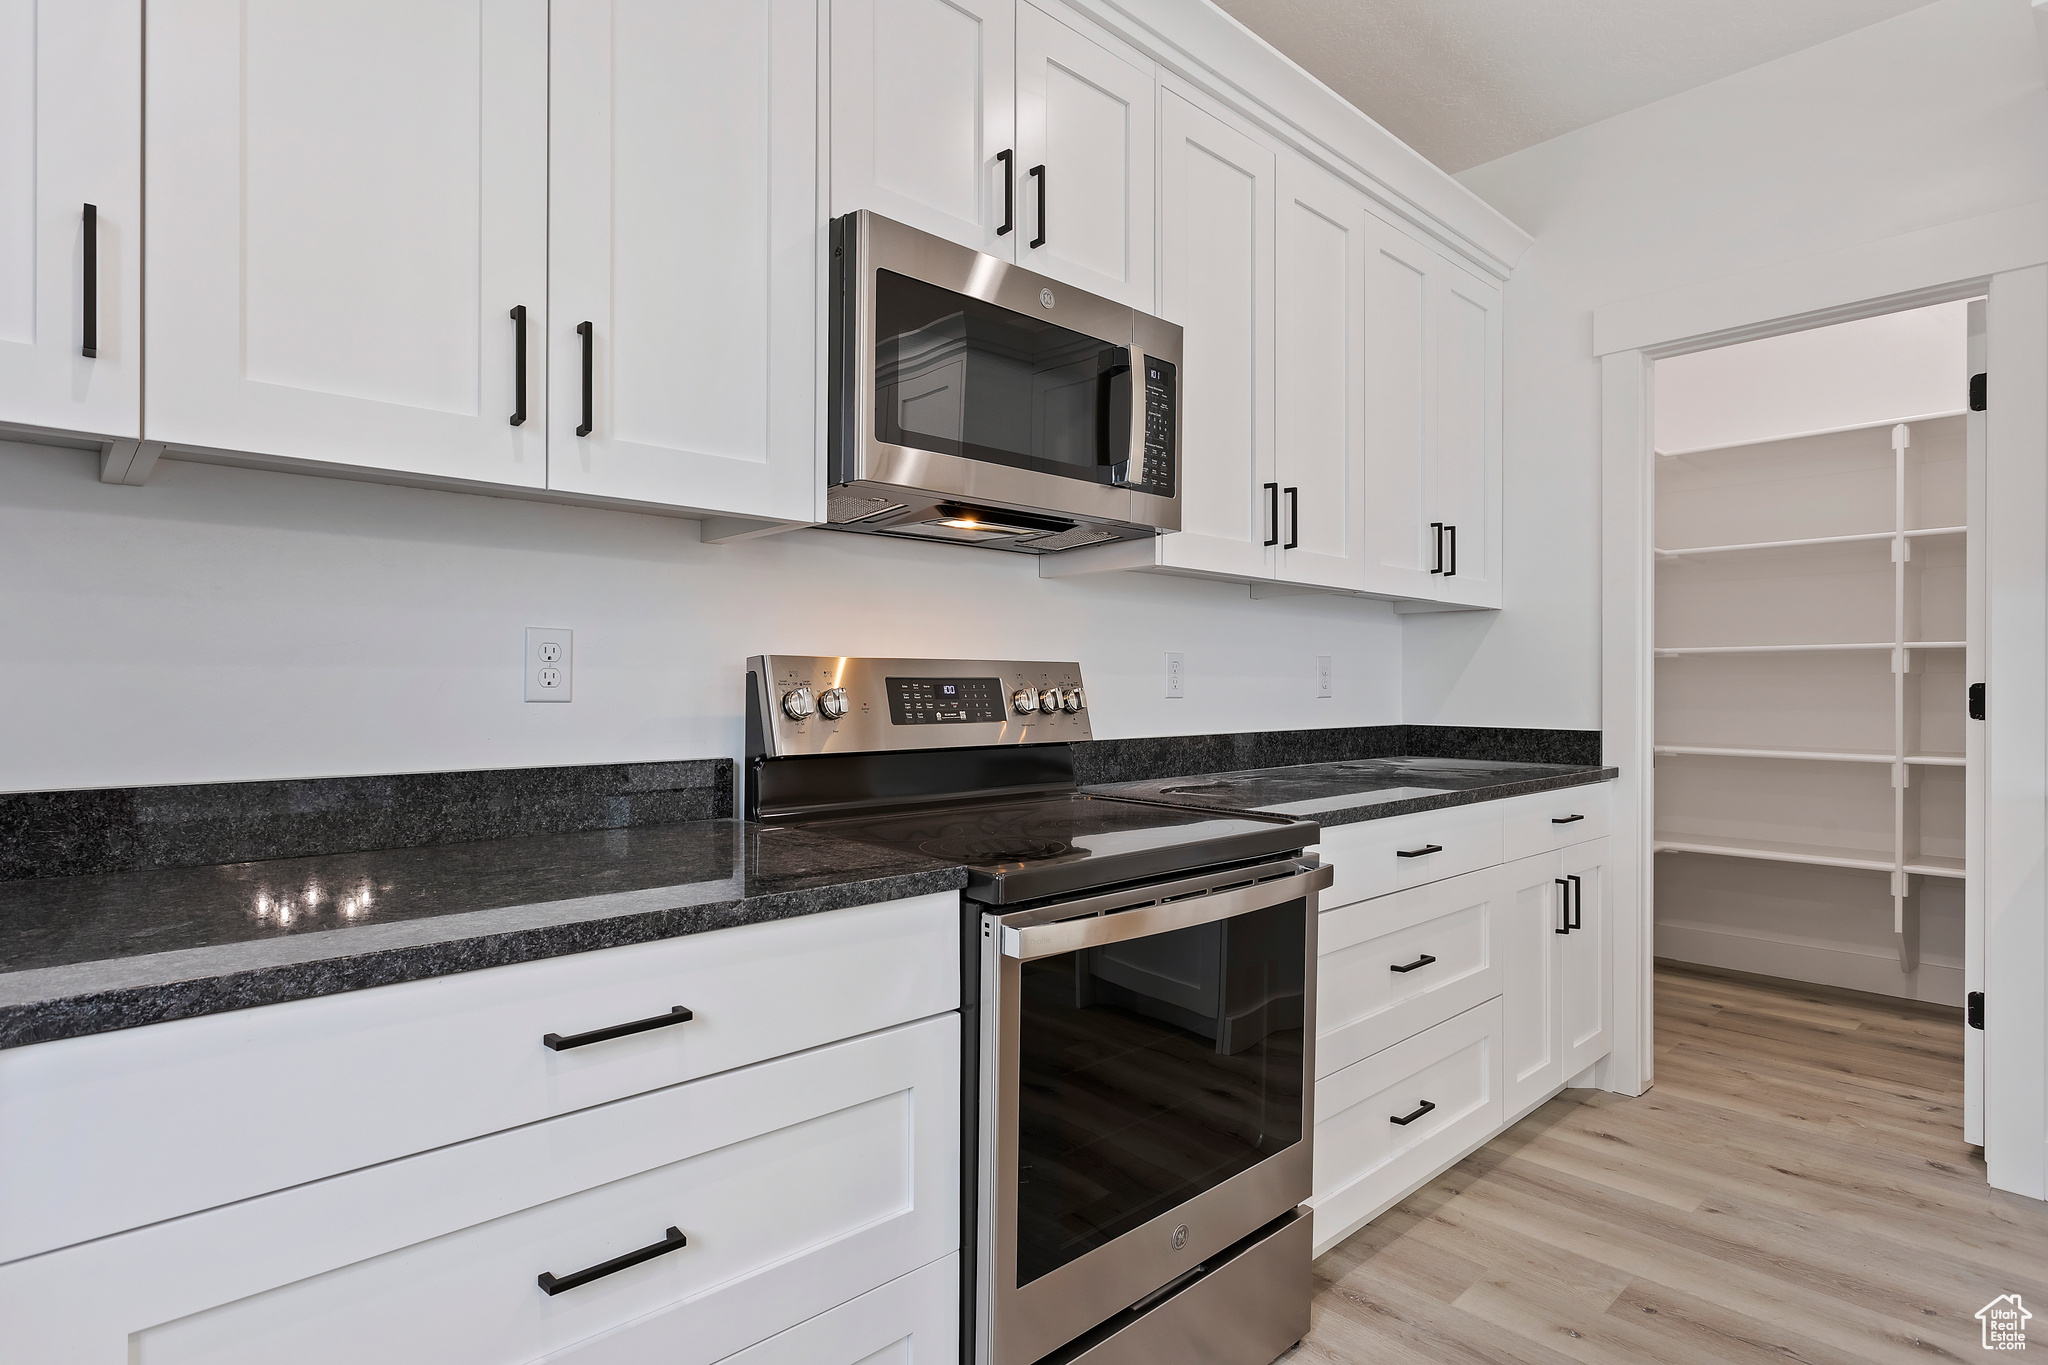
<box><xmin>748</xmin><ymin>655</ymin><xmax>1090</xmax><ymax>758</ymax></box>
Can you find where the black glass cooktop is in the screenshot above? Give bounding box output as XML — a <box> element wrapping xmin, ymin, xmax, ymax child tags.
<box><xmin>799</xmin><ymin>793</ymin><xmax>1312</xmax><ymax>905</ymax></box>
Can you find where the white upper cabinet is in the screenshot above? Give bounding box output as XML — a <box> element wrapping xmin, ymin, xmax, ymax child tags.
<box><xmin>1013</xmin><ymin>3</ymin><xmax>1155</xmax><ymax>312</ymax></box>
<box><xmin>1429</xmin><ymin>255</ymin><xmax>1503</xmax><ymax>606</ymax></box>
<box><xmin>144</xmin><ymin>0</ymin><xmax>549</xmax><ymax>487</ymax></box>
<box><xmin>1152</xmin><ymin>89</ymin><xmax>1275</xmax><ymax>581</ymax></box>
<box><xmin>0</xmin><ymin>0</ymin><xmax>140</xmax><ymax>441</ymax></box>
<box><xmin>1274</xmin><ymin>153</ymin><xmax>1368</xmax><ymax>592</ymax></box>
<box><xmin>830</xmin><ymin>0</ymin><xmax>1015</xmax><ymax>258</ymax></box>
<box><xmin>547</xmin><ymin>0</ymin><xmax>820</xmax><ymax>522</ymax></box>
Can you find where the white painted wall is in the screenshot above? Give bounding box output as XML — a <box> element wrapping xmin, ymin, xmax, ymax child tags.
<box><xmin>1654</xmin><ymin>300</ymin><xmax>1970</xmax><ymax>453</ymax></box>
<box><xmin>1404</xmin><ymin>0</ymin><xmax>2048</xmax><ymax>728</ymax></box>
<box><xmin>0</xmin><ymin>440</ymin><xmax>1401</xmax><ymax>792</ymax></box>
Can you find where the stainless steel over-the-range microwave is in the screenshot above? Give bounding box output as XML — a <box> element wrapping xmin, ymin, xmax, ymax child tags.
<box><xmin>828</xmin><ymin>210</ymin><xmax>1182</xmax><ymax>553</ymax></box>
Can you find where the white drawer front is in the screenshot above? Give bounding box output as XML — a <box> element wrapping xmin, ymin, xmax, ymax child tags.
<box><xmin>1318</xmin><ymin>804</ymin><xmax>1504</xmax><ymax>908</ymax></box>
<box><xmin>1316</xmin><ymin>865</ymin><xmax>1501</xmax><ymax>1078</ymax></box>
<box><xmin>0</xmin><ymin>891</ymin><xmax>959</xmax><ymax>1265</ymax></box>
<box><xmin>1500</xmin><ymin>786</ymin><xmax>1610</xmax><ymax>862</ymax></box>
<box><xmin>0</xmin><ymin>1016</ymin><xmax>959</xmax><ymax>1365</ymax></box>
<box><xmin>1309</xmin><ymin>997</ymin><xmax>1502</xmax><ymax>1258</ymax></box>
<box><xmin>709</xmin><ymin>1254</ymin><xmax>957</xmax><ymax>1365</ymax></box>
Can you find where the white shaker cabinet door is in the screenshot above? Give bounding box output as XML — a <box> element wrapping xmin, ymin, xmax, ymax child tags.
<box><xmin>1014</xmin><ymin>2</ymin><xmax>1155</xmax><ymax>312</ymax></box>
<box><xmin>1428</xmin><ymin>254</ymin><xmax>1503</xmax><ymax>607</ymax></box>
<box><xmin>1274</xmin><ymin>153</ymin><xmax>1367</xmax><ymax>592</ymax></box>
<box><xmin>1155</xmin><ymin>88</ymin><xmax>1274</xmax><ymax>581</ymax></box>
<box><xmin>0</xmin><ymin>0</ymin><xmax>140</xmax><ymax>442</ymax></box>
<box><xmin>1357</xmin><ymin>212</ymin><xmax>1440</xmax><ymax>601</ymax></box>
<box><xmin>831</xmin><ymin>0</ymin><xmax>1016</xmax><ymax>259</ymax></box>
<box><xmin>144</xmin><ymin>0</ymin><xmax>548</xmax><ymax>486</ymax></box>
<box><xmin>1557</xmin><ymin>838</ymin><xmax>1612</xmax><ymax>1079</ymax></box>
<box><xmin>1498</xmin><ymin>850</ymin><xmax>1564</xmax><ymax>1118</ymax></box>
<box><xmin>548</xmin><ymin>0</ymin><xmax>820</xmax><ymax>523</ymax></box>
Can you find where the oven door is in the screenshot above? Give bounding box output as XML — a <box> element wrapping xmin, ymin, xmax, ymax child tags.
<box><xmin>833</xmin><ymin>210</ymin><xmax>1181</xmax><ymax>536</ymax></box>
<box><xmin>978</xmin><ymin>857</ymin><xmax>1330</xmax><ymax>1365</ymax></box>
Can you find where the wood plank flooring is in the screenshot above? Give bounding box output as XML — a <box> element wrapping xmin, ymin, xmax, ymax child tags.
<box><xmin>1291</xmin><ymin>965</ymin><xmax>2046</xmax><ymax>1363</ymax></box>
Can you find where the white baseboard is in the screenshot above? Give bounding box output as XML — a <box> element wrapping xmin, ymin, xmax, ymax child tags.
<box><xmin>1656</xmin><ymin>920</ymin><xmax>1964</xmax><ymax>1006</ymax></box>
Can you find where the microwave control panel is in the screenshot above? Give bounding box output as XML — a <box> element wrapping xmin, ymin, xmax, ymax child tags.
<box><xmin>1130</xmin><ymin>358</ymin><xmax>1176</xmax><ymax>498</ymax></box>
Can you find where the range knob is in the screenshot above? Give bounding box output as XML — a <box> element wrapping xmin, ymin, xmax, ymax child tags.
<box><xmin>1011</xmin><ymin>688</ymin><xmax>1040</xmax><ymax>714</ymax></box>
<box><xmin>816</xmin><ymin>687</ymin><xmax>849</xmax><ymax>720</ymax></box>
<box><xmin>780</xmin><ymin>686</ymin><xmax>815</xmax><ymax>720</ymax></box>
<box><xmin>1060</xmin><ymin>688</ymin><xmax>1084</xmax><ymax>713</ymax></box>
<box><xmin>1039</xmin><ymin>687</ymin><xmax>1063</xmax><ymax>713</ymax></box>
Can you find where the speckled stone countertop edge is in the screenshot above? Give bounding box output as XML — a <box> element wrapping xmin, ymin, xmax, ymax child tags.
<box><xmin>1298</xmin><ymin>767</ymin><xmax>1619</xmax><ymax>828</ymax></box>
<box><xmin>0</xmin><ymin>864</ymin><xmax>968</xmax><ymax>1051</ymax></box>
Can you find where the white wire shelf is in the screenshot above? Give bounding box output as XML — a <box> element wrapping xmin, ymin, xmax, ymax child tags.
<box><xmin>1904</xmin><ymin>855</ymin><xmax>1966</xmax><ymax>879</ymax></box>
<box><xmin>1654</xmin><ymin>641</ymin><xmax>1964</xmax><ymax>657</ymax></box>
<box><xmin>1905</xmin><ymin>753</ymin><xmax>1967</xmax><ymax>767</ymax></box>
<box><xmin>1653</xmin><ymin>834</ymin><xmax>1896</xmax><ymax>873</ymax></box>
<box><xmin>1655</xmin><ymin>525</ymin><xmax>1969</xmax><ymax>559</ymax></box>
<box><xmin>1653</xmin><ymin>410</ymin><xmax>1968</xmax><ymax>460</ymax></box>
<box><xmin>1653</xmin><ymin>745</ymin><xmax>1894</xmax><ymax>764</ymax></box>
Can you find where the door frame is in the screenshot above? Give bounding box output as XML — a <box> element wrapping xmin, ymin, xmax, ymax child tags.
<box><xmin>1591</xmin><ymin>201</ymin><xmax>2048</xmax><ymax>1202</ymax></box>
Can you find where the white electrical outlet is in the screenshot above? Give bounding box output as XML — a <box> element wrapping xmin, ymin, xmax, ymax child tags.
<box><xmin>525</xmin><ymin>627</ymin><xmax>573</xmax><ymax>702</ymax></box>
<box><xmin>1316</xmin><ymin>655</ymin><xmax>1333</xmax><ymax>698</ymax></box>
<box><xmin>1165</xmin><ymin>652</ymin><xmax>1185</xmax><ymax>699</ymax></box>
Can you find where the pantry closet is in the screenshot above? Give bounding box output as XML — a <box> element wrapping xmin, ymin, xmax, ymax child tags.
<box><xmin>1650</xmin><ymin>300</ymin><xmax>1980</xmax><ymax>1008</ymax></box>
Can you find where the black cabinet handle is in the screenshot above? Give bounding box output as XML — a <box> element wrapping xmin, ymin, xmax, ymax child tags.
<box><xmin>1389</xmin><ymin>953</ymin><xmax>1437</xmax><ymax>974</ymax></box>
<box><xmin>1556</xmin><ymin>878</ymin><xmax>1571</xmax><ymax>933</ymax></box>
<box><xmin>1551</xmin><ymin>813</ymin><xmax>1585</xmax><ymax>825</ymax></box>
<box><xmin>508</xmin><ymin>306</ymin><xmax>528</xmax><ymax>426</ymax></box>
<box><xmin>1567</xmin><ymin>873</ymin><xmax>1583</xmax><ymax>931</ymax></box>
<box><xmin>576</xmin><ymin>321</ymin><xmax>594</xmax><ymax>437</ymax></box>
<box><xmin>997</xmin><ymin>149</ymin><xmax>1014</xmax><ymax>236</ymax></box>
<box><xmin>1445</xmin><ymin>524</ymin><xmax>1458</xmax><ymax>576</ymax></box>
<box><xmin>1390</xmin><ymin>1100</ymin><xmax>1436</xmax><ymax>1126</ymax></box>
<box><xmin>1029</xmin><ymin>164</ymin><xmax>1046</xmax><ymax>248</ymax></box>
<box><xmin>1430</xmin><ymin>522</ymin><xmax>1444</xmax><ymax>573</ymax></box>
<box><xmin>1284</xmin><ymin>487</ymin><xmax>1299</xmax><ymax>549</ymax></box>
<box><xmin>537</xmin><ymin>1226</ymin><xmax>687</xmax><ymax>1296</ymax></box>
<box><xmin>544</xmin><ymin>1004</ymin><xmax>693</xmax><ymax>1052</ymax></box>
<box><xmin>1264</xmin><ymin>482</ymin><xmax>1280</xmax><ymax>546</ymax></box>
<box><xmin>1396</xmin><ymin>844</ymin><xmax>1443</xmax><ymax>859</ymax></box>
<box><xmin>80</xmin><ymin>204</ymin><xmax>98</xmax><ymax>359</ymax></box>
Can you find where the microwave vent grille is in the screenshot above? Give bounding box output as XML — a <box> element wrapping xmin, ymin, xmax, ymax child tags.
<box><xmin>826</xmin><ymin>490</ymin><xmax>907</xmax><ymax>524</ymax></box>
<box><xmin>1018</xmin><ymin>526</ymin><xmax>1118</xmax><ymax>552</ymax></box>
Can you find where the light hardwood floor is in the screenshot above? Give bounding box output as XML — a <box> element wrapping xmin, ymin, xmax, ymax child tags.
<box><xmin>1293</xmin><ymin>965</ymin><xmax>2047</xmax><ymax>1363</ymax></box>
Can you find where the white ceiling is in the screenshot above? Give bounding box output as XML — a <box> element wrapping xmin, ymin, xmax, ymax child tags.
<box><xmin>1210</xmin><ymin>0</ymin><xmax>1943</xmax><ymax>173</ymax></box>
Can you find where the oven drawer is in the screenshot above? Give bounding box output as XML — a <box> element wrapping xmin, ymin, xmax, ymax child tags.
<box><xmin>1318</xmin><ymin>804</ymin><xmax>1504</xmax><ymax>908</ymax></box>
<box><xmin>0</xmin><ymin>1016</ymin><xmax>959</xmax><ymax>1365</ymax></box>
<box><xmin>1309</xmin><ymin>997</ymin><xmax>1502</xmax><ymax>1258</ymax></box>
<box><xmin>1316</xmin><ymin>865</ymin><xmax>1501</xmax><ymax>1078</ymax></box>
<box><xmin>0</xmin><ymin>891</ymin><xmax>959</xmax><ymax>1265</ymax></box>
<box><xmin>1501</xmin><ymin>787</ymin><xmax>1610</xmax><ymax>861</ymax></box>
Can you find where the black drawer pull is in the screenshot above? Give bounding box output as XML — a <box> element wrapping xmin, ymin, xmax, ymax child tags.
<box><xmin>1264</xmin><ymin>482</ymin><xmax>1280</xmax><ymax>546</ymax></box>
<box><xmin>1389</xmin><ymin>954</ymin><xmax>1437</xmax><ymax>974</ymax></box>
<box><xmin>1029</xmin><ymin>163</ymin><xmax>1046</xmax><ymax>248</ymax></box>
<box><xmin>1430</xmin><ymin>521</ymin><xmax>1444</xmax><ymax>573</ymax></box>
<box><xmin>1551</xmin><ymin>813</ymin><xmax>1585</xmax><ymax>825</ymax></box>
<box><xmin>81</xmin><ymin>204</ymin><xmax>98</xmax><ymax>358</ymax></box>
<box><xmin>538</xmin><ymin>1226</ymin><xmax>687</xmax><ymax>1295</ymax></box>
<box><xmin>544</xmin><ymin>1005</ymin><xmax>693</xmax><ymax>1051</ymax></box>
<box><xmin>1396</xmin><ymin>844</ymin><xmax>1443</xmax><ymax>859</ymax></box>
<box><xmin>508</xmin><ymin>305</ymin><xmax>528</xmax><ymax>426</ymax></box>
<box><xmin>1556</xmin><ymin>878</ymin><xmax>1571</xmax><ymax>934</ymax></box>
<box><xmin>1390</xmin><ymin>1100</ymin><xmax>1436</xmax><ymax>1126</ymax></box>
<box><xmin>1567</xmin><ymin>873</ymin><xmax>1583</xmax><ymax>932</ymax></box>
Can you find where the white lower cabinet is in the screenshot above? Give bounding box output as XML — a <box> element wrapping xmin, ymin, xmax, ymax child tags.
<box><xmin>1307</xmin><ymin>793</ymin><xmax>1614</xmax><ymax>1258</ymax></box>
<box><xmin>1310</xmin><ymin>997</ymin><xmax>1502</xmax><ymax>1257</ymax></box>
<box><xmin>0</xmin><ymin>1016</ymin><xmax>959</xmax><ymax>1365</ymax></box>
<box><xmin>714</xmin><ymin>1254</ymin><xmax>958</xmax><ymax>1365</ymax></box>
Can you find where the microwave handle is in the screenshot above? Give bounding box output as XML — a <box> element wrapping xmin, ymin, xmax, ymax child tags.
<box><xmin>1108</xmin><ymin>345</ymin><xmax>1144</xmax><ymax>480</ymax></box>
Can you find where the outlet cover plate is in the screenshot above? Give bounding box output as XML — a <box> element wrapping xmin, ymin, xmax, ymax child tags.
<box><xmin>525</xmin><ymin>627</ymin><xmax>573</xmax><ymax>702</ymax></box>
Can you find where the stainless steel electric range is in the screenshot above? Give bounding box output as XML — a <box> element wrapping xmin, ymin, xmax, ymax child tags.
<box><xmin>746</xmin><ymin>656</ymin><xmax>1331</xmax><ymax>1365</ymax></box>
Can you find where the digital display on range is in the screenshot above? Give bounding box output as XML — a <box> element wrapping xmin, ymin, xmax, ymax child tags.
<box><xmin>887</xmin><ymin>676</ymin><xmax>1005</xmax><ymax>725</ymax></box>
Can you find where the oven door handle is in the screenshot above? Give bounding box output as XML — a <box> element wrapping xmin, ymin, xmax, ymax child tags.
<box><xmin>997</xmin><ymin>861</ymin><xmax>1332</xmax><ymax>961</ymax></box>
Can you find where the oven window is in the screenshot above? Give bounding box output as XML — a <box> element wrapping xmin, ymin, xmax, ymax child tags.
<box><xmin>874</xmin><ymin>269</ymin><xmax>1127</xmax><ymax>483</ymax></box>
<box><xmin>1012</xmin><ymin>898</ymin><xmax>1306</xmax><ymax>1288</ymax></box>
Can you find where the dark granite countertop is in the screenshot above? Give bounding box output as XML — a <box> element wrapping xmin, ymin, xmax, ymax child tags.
<box><xmin>0</xmin><ymin>820</ymin><xmax>967</xmax><ymax>1050</ymax></box>
<box><xmin>1091</xmin><ymin>756</ymin><xmax>1617</xmax><ymax>828</ymax></box>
